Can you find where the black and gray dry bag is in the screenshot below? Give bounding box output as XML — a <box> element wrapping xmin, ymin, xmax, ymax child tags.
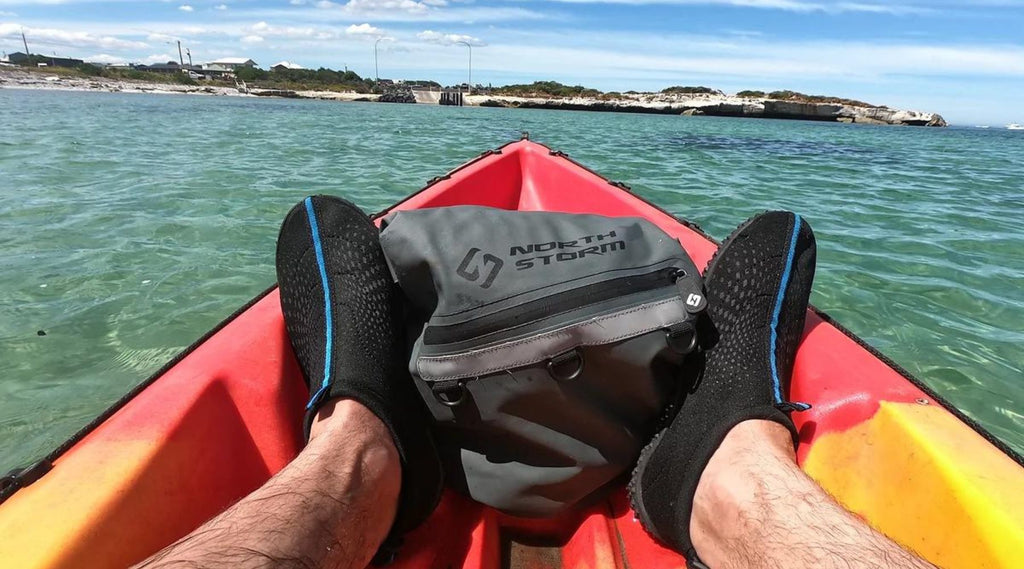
<box><xmin>379</xmin><ymin>206</ymin><xmax>706</xmax><ymax>517</ymax></box>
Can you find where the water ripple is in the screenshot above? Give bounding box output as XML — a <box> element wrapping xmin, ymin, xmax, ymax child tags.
<box><xmin>1</xmin><ymin>90</ymin><xmax>1022</xmax><ymax>470</ymax></box>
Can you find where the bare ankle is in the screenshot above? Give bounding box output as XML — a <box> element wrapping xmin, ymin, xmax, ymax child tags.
<box><xmin>689</xmin><ymin>420</ymin><xmax>798</xmax><ymax>566</ymax></box>
<box><xmin>309</xmin><ymin>399</ymin><xmax>401</xmax><ymax>482</ymax></box>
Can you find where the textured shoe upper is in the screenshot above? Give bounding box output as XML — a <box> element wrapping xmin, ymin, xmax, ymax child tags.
<box><xmin>275</xmin><ymin>195</ymin><xmax>443</xmax><ymax>551</ymax></box>
<box><xmin>630</xmin><ymin>211</ymin><xmax>816</xmax><ymax>555</ymax></box>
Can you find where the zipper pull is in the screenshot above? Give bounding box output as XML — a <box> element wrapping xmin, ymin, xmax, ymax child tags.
<box><xmin>671</xmin><ymin>268</ymin><xmax>707</xmax><ymax>314</ymax></box>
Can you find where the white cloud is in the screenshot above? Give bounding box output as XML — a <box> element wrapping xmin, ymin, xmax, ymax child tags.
<box><xmin>84</xmin><ymin>53</ymin><xmax>127</xmax><ymax>63</ymax></box>
<box><xmin>215</xmin><ymin>4</ymin><xmax>228</xmax><ymax>10</ymax></box>
<box><xmin>417</xmin><ymin>29</ymin><xmax>483</xmax><ymax>46</ymax></box>
<box><xmin>178</xmin><ymin>4</ymin><xmax>194</xmax><ymax>12</ymax></box>
<box><xmin>541</xmin><ymin>0</ymin><xmax>929</xmax><ymax>13</ymax></box>
<box><xmin>241</xmin><ymin>34</ymin><xmax>264</xmax><ymax>43</ymax></box>
<box><xmin>289</xmin><ymin>0</ymin><xmax>307</xmax><ymax>3</ymax></box>
<box><xmin>246</xmin><ymin>21</ymin><xmax>340</xmax><ymax>40</ymax></box>
<box><xmin>0</xmin><ymin>10</ymin><xmax>16</xmax><ymax>16</ymax></box>
<box><xmin>315</xmin><ymin>0</ymin><xmax>438</xmax><ymax>15</ymax></box>
<box><xmin>142</xmin><ymin>53</ymin><xmax>179</xmax><ymax>64</ymax></box>
<box><xmin>234</xmin><ymin>3</ymin><xmax>546</xmax><ymax>22</ymax></box>
<box><xmin>516</xmin><ymin>0</ymin><xmax>938</xmax><ymax>14</ymax></box>
<box><xmin>467</xmin><ymin>33</ymin><xmax>1024</xmax><ymax>84</ymax></box>
<box><xmin>345</xmin><ymin>23</ymin><xmax>385</xmax><ymax>37</ymax></box>
<box><xmin>0</xmin><ymin>23</ymin><xmax>149</xmax><ymax>50</ymax></box>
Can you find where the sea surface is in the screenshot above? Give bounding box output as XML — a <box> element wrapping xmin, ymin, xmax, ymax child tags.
<box><xmin>1</xmin><ymin>88</ymin><xmax>1022</xmax><ymax>473</ymax></box>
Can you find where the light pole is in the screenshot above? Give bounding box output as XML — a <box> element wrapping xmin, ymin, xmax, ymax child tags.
<box><xmin>374</xmin><ymin>37</ymin><xmax>383</xmax><ymax>91</ymax></box>
<box><xmin>456</xmin><ymin>40</ymin><xmax>472</xmax><ymax>95</ymax></box>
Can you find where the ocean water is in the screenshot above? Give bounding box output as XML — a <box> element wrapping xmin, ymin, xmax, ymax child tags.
<box><xmin>1</xmin><ymin>88</ymin><xmax>1021</xmax><ymax>473</ymax></box>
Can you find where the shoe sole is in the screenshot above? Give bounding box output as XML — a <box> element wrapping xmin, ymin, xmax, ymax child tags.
<box><xmin>628</xmin><ymin>428</ymin><xmax>668</xmax><ymax>544</ymax></box>
<box><xmin>627</xmin><ymin>211</ymin><xmax>771</xmax><ymax>544</ymax></box>
<box><xmin>701</xmin><ymin>211</ymin><xmax>765</xmax><ymax>278</ymax></box>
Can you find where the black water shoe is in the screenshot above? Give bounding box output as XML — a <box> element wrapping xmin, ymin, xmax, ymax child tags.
<box><xmin>629</xmin><ymin>211</ymin><xmax>816</xmax><ymax>562</ymax></box>
<box><xmin>276</xmin><ymin>195</ymin><xmax>443</xmax><ymax>561</ymax></box>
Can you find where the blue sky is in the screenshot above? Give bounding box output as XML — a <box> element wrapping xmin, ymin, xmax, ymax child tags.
<box><xmin>2</xmin><ymin>0</ymin><xmax>1023</xmax><ymax>124</ymax></box>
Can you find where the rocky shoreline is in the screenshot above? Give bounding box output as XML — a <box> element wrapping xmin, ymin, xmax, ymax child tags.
<box><xmin>0</xmin><ymin>69</ymin><xmax>381</xmax><ymax>102</ymax></box>
<box><xmin>1</xmin><ymin>68</ymin><xmax>944</xmax><ymax>126</ymax></box>
<box><xmin>469</xmin><ymin>93</ymin><xmax>947</xmax><ymax>126</ymax></box>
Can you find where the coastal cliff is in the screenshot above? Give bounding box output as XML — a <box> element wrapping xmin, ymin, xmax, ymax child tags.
<box><xmin>471</xmin><ymin>93</ymin><xmax>947</xmax><ymax>127</ymax></box>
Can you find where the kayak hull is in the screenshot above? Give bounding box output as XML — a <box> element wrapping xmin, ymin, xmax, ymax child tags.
<box><xmin>1</xmin><ymin>139</ymin><xmax>1021</xmax><ymax>569</ymax></box>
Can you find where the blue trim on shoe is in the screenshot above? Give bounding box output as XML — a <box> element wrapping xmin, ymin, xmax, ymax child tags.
<box><xmin>769</xmin><ymin>214</ymin><xmax>802</xmax><ymax>405</ymax></box>
<box><xmin>304</xmin><ymin>197</ymin><xmax>334</xmax><ymax>410</ymax></box>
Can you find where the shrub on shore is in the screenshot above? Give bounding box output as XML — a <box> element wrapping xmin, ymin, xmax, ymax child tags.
<box><xmin>236</xmin><ymin>66</ymin><xmax>373</xmax><ymax>92</ymax></box>
<box><xmin>766</xmin><ymin>90</ymin><xmax>873</xmax><ymax>107</ymax></box>
<box><xmin>661</xmin><ymin>86</ymin><xmax>720</xmax><ymax>95</ymax></box>
<box><xmin>493</xmin><ymin>81</ymin><xmax>602</xmax><ymax>98</ymax></box>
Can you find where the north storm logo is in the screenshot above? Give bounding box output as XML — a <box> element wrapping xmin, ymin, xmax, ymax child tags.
<box><xmin>456</xmin><ymin>248</ymin><xmax>504</xmax><ymax>289</ymax></box>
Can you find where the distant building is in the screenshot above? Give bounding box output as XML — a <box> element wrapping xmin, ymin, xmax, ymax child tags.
<box><xmin>137</xmin><ymin>62</ymin><xmax>183</xmax><ymax>74</ymax></box>
<box><xmin>206</xmin><ymin>58</ymin><xmax>257</xmax><ymax>69</ymax></box>
<box><xmin>6</xmin><ymin>52</ymin><xmax>84</xmax><ymax>68</ymax></box>
<box><xmin>271</xmin><ymin>61</ymin><xmax>304</xmax><ymax>71</ymax></box>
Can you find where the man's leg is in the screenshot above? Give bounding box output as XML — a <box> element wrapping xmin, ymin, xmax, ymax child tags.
<box><xmin>135</xmin><ymin>399</ymin><xmax>399</xmax><ymax>569</ymax></box>
<box><xmin>691</xmin><ymin>419</ymin><xmax>933</xmax><ymax>569</ymax></box>
<box><xmin>630</xmin><ymin>212</ymin><xmax>934</xmax><ymax>568</ymax></box>
<box><xmin>138</xmin><ymin>195</ymin><xmax>442</xmax><ymax>568</ymax></box>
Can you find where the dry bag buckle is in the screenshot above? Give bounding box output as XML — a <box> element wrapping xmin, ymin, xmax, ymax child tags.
<box><xmin>665</xmin><ymin>322</ymin><xmax>698</xmax><ymax>355</ymax></box>
<box><xmin>433</xmin><ymin>379</ymin><xmax>466</xmax><ymax>407</ymax></box>
<box><xmin>547</xmin><ymin>349</ymin><xmax>584</xmax><ymax>381</ymax></box>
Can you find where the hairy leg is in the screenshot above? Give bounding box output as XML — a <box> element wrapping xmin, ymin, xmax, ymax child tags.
<box><xmin>690</xmin><ymin>420</ymin><xmax>935</xmax><ymax>569</ymax></box>
<box><xmin>135</xmin><ymin>399</ymin><xmax>400</xmax><ymax>569</ymax></box>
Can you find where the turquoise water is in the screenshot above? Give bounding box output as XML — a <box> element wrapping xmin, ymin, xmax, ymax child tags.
<box><xmin>1</xmin><ymin>88</ymin><xmax>1021</xmax><ymax>472</ymax></box>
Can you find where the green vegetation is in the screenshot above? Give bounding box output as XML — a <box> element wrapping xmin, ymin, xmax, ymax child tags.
<box><xmin>235</xmin><ymin>66</ymin><xmax>373</xmax><ymax>92</ymax></box>
<box><xmin>75</xmin><ymin>63</ymin><xmax>103</xmax><ymax>76</ymax></box>
<box><xmin>402</xmin><ymin>79</ymin><xmax>442</xmax><ymax>88</ymax></box>
<box><xmin>492</xmin><ymin>81</ymin><xmax>602</xmax><ymax>98</ymax></box>
<box><xmin>661</xmin><ymin>86</ymin><xmax>719</xmax><ymax>95</ymax></box>
<box><xmin>5</xmin><ymin>64</ymin><xmax>883</xmax><ymax>109</ymax></box>
<box><xmin>113</xmin><ymin>68</ymin><xmax>197</xmax><ymax>85</ymax></box>
<box><xmin>765</xmin><ymin>90</ymin><xmax>873</xmax><ymax>107</ymax></box>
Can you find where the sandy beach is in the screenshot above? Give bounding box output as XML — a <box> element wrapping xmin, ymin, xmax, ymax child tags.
<box><xmin>0</xmin><ymin>68</ymin><xmax>380</xmax><ymax>102</ymax></box>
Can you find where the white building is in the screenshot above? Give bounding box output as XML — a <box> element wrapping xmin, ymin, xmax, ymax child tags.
<box><xmin>206</xmin><ymin>58</ymin><xmax>257</xmax><ymax>69</ymax></box>
<box><xmin>271</xmin><ymin>61</ymin><xmax>305</xmax><ymax>71</ymax></box>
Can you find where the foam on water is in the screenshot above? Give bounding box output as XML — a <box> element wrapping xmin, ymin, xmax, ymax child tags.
<box><xmin>1</xmin><ymin>89</ymin><xmax>1022</xmax><ymax>470</ymax></box>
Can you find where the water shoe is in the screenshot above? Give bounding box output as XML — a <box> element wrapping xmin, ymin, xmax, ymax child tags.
<box><xmin>629</xmin><ymin>211</ymin><xmax>816</xmax><ymax>563</ymax></box>
<box><xmin>276</xmin><ymin>195</ymin><xmax>443</xmax><ymax>561</ymax></box>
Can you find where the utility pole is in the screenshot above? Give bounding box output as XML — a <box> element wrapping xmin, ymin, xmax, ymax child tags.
<box><xmin>22</xmin><ymin>29</ymin><xmax>30</xmax><ymax>54</ymax></box>
<box><xmin>177</xmin><ymin>40</ymin><xmax>184</xmax><ymax>66</ymax></box>
<box><xmin>456</xmin><ymin>40</ymin><xmax>472</xmax><ymax>95</ymax></box>
<box><xmin>186</xmin><ymin>48</ymin><xmax>192</xmax><ymax>68</ymax></box>
<box><xmin>374</xmin><ymin>37</ymin><xmax>383</xmax><ymax>91</ymax></box>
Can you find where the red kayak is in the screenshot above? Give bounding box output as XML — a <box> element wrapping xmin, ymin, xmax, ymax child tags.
<box><xmin>1</xmin><ymin>138</ymin><xmax>1021</xmax><ymax>568</ymax></box>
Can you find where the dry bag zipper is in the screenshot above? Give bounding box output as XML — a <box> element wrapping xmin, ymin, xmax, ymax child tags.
<box><xmin>423</xmin><ymin>266</ymin><xmax>686</xmax><ymax>346</ymax></box>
